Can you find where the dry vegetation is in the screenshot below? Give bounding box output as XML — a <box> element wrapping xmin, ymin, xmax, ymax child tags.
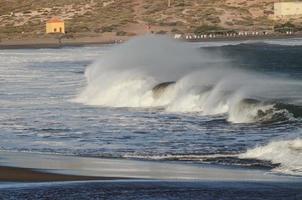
<box><xmin>0</xmin><ymin>0</ymin><xmax>301</xmax><ymax>39</ymax></box>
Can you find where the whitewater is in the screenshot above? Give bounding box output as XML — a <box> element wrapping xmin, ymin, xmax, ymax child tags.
<box><xmin>75</xmin><ymin>36</ymin><xmax>302</xmax><ymax>124</ymax></box>
<box><xmin>0</xmin><ymin>36</ymin><xmax>301</xmax><ymax>176</ymax></box>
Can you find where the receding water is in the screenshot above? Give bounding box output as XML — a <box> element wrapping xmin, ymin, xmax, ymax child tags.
<box><xmin>0</xmin><ymin>36</ymin><xmax>301</xmax><ymax>176</ymax></box>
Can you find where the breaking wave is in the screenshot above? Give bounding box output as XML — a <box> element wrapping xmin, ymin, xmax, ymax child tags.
<box><xmin>263</xmin><ymin>38</ymin><xmax>302</xmax><ymax>46</ymax></box>
<box><xmin>124</xmin><ymin>137</ymin><xmax>302</xmax><ymax>175</ymax></box>
<box><xmin>75</xmin><ymin>35</ymin><xmax>302</xmax><ymax>123</ymax></box>
<box><xmin>240</xmin><ymin>138</ymin><xmax>302</xmax><ymax>175</ymax></box>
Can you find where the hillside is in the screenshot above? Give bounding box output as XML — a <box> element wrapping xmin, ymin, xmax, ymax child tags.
<box><xmin>0</xmin><ymin>0</ymin><xmax>300</xmax><ymax>39</ymax></box>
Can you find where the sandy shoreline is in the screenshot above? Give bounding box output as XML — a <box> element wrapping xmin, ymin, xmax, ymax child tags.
<box><xmin>0</xmin><ymin>41</ymin><xmax>115</xmax><ymax>49</ymax></box>
<box><xmin>0</xmin><ymin>151</ymin><xmax>301</xmax><ymax>183</ymax></box>
<box><xmin>0</xmin><ymin>152</ymin><xmax>301</xmax><ymax>199</ymax></box>
<box><xmin>0</xmin><ymin>34</ymin><xmax>301</xmax><ymax>49</ymax></box>
<box><xmin>0</xmin><ymin>166</ymin><xmax>118</xmax><ymax>182</ymax></box>
<box><xmin>0</xmin><ymin>35</ymin><xmax>129</xmax><ymax>49</ymax></box>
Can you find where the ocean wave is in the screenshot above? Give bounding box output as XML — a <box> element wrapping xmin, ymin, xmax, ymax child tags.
<box><xmin>124</xmin><ymin>137</ymin><xmax>302</xmax><ymax>175</ymax></box>
<box><xmin>190</xmin><ymin>38</ymin><xmax>302</xmax><ymax>48</ymax></box>
<box><xmin>75</xmin><ymin>35</ymin><xmax>302</xmax><ymax>124</ymax></box>
<box><xmin>240</xmin><ymin>138</ymin><xmax>302</xmax><ymax>175</ymax></box>
<box><xmin>197</xmin><ymin>38</ymin><xmax>302</xmax><ymax>47</ymax></box>
<box><xmin>189</xmin><ymin>38</ymin><xmax>302</xmax><ymax>48</ymax></box>
<box><xmin>262</xmin><ymin>38</ymin><xmax>302</xmax><ymax>46</ymax></box>
<box><xmin>228</xmin><ymin>99</ymin><xmax>301</xmax><ymax>124</ymax></box>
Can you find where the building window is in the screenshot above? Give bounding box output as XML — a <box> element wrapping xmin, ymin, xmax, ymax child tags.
<box><xmin>59</xmin><ymin>27</ymin><xmax>62</xmax><ymax>33</ymax></box>
<box><xmin>54</xmin><ymin>28</ymin><xmax>57</xmax><ymax>32</ymax></box>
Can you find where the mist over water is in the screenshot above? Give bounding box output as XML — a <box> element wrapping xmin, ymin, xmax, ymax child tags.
<box><xmin>76</xmin><ymin>35</ymin><xmax>302</xmax><ymax>124</ymax></box>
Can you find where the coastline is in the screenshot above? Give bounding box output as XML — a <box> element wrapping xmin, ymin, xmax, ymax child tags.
<box><xmin>0</xmin><ymin>166</ymin><xmax>117</xmax><ymax>182</ymax></box>
<box><xmin>185</xmin><ymin>33</ymin><xmax>302</xmax><ymax>43</ymax></box>
<box><xmin>0</xmin><ymin>41</ymin><xmax>117</xmax><ymax>50</ymax></box>
<box><xmin>0</xmin><ymin>151</ymin><xmax>300</xmax><ymax>183</ymax></box>
<box><xmin>0</xmin><ymin>35</ymin><xmax>129</xmax><ymax>50</ymax></box>
<box><xmin>0</xmin><ymin>151</ymin><xmax>301</xmax><ymax>199</ymax></box>
<box><xmin>0</xmin><ymin>34</ymin><xmax>302</xmax><ymax>50</ymax></box>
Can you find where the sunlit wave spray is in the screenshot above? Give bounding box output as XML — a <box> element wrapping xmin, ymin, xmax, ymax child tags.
<box><xmin>75</xmin><ymin>35</ymin><xmax>302</xmax><ymax>123</ymax></box>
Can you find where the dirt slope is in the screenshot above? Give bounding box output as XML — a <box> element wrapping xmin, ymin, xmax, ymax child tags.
<box><xmin>0</xmin><ymin>0</ymin><xmax>298</xmax><ymax>38</ymax></box>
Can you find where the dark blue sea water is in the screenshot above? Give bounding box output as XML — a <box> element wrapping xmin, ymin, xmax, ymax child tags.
<box><xmin>1</xmin><ymin>180</ymin><xmax>302</xmax><ymax>200</ymax></box>
<box><xmin>0</xmin><ymin>37</ymin><xmax>301</xmax><ymax>179</ymax></box>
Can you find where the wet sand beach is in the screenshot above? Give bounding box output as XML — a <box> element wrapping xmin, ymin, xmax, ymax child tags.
<box><xmin>0</xmin><ymin>152</ymin><xmax>301</xmax><ymax>200</ymax></box>
<box><xmin>0</xmin><ymin>151</ymin><xmax>301</xmax><ymax>182</ymax></box>
<box><xmin>0</xmin><ymin>166</ymin><xmax>109</xmax><ymax>182</ymax></box>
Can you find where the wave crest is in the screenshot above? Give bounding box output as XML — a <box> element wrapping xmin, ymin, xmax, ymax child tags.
<box><xmin>75</xmin><ymin>35</ymin><xmax>302</xmax><ymax>124</ymax></box>
<box><xmin>240</xmin><ymin>138</ymin><xmax>302</xmax><ymax>175</ymax></box>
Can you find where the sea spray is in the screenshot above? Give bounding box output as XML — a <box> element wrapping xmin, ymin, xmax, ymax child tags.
<box><xmin>75</xmin><ymin>35</ymin><xmax>215</xmax><ymax>108</ymax></box>
<box><xmin>75</xmin><ymin>35</ymin><xmax>302</xmax><ymax>123</ymax></box>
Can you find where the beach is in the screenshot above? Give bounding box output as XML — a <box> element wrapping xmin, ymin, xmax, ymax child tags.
<box><xmin>0</xmin><ymin>35</ymin><xmax>129</xmax><ymax>49</ymax></box>
<box><xmin>0</xmin><ymin>166</ymin><xmax>104</xmax><ymax>182</ymax></box>
<box><xmin>1</xmin><ymin>33</ymin><xmax>302</xmax><ymax>49</ymax></box>
<box><xmin>0</xmin><ymin>151</ymin><xmax>299</xmax><ymax>182</ymax></box>
<box><xmin>0</xmin><ymin>151</ymin><xmax>301</xmax><ymax>199</ymax></box>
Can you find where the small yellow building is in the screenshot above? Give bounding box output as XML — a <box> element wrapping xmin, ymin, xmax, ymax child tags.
<box><xmin>274</xmin><ymin>2</ymin><xmax>302</xmax><ymax>18</ymax></box>
<box><xmin>46</xmin><ymin>17</ymin><xmax>65</xmax><ymax>34</ymax></box>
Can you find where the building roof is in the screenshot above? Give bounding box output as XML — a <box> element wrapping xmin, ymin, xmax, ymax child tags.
<box><xmin>47</xmin><ymin>17</ymin><xmax>64</xmax><ymax>23</ymax></box>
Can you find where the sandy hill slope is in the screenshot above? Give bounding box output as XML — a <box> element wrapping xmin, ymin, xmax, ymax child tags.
<box><xmin>0</xmin><ymin>0</ymin><xmax>298</xmax><ymax>39</ymax></box>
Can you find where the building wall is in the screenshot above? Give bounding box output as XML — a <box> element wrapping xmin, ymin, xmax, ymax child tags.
<box><xmin>274</xmin><ymin>2</ymin><xmax>302</xmax><ymax>18</ymax></box>
<box><xmin>46</xmin><ymin>22</ymin><xmax>65</xmax><ymax>34</ymax></box>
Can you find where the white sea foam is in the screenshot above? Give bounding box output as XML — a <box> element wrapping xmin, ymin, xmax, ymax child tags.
<box><xmin>190</xmin><ymin>38</ymin><xmax>302</xmax><ymax>48</ymax></box>
<box><xmin>124</xmin><ymin>153</ymin><xmax>237</xmax><ymax>161</ymax></box>
<box><xmin>240</xmin><ymin>138</ymin><xmax>302</xmax><ymax>175</ymax></box>
<box><xmin>263</xmin><ymin>38</ymin><xmax>302</xmax><ymax>46</ymax></box>
<box><xmin>197</xmin><ymin>38</ymin><xmax>302</xmax><ymax>47</ymax></box>
<box><xmin>75</xmin><ymin>35</ymin><xmax>302</xmax><ymax>123</ymax></box>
